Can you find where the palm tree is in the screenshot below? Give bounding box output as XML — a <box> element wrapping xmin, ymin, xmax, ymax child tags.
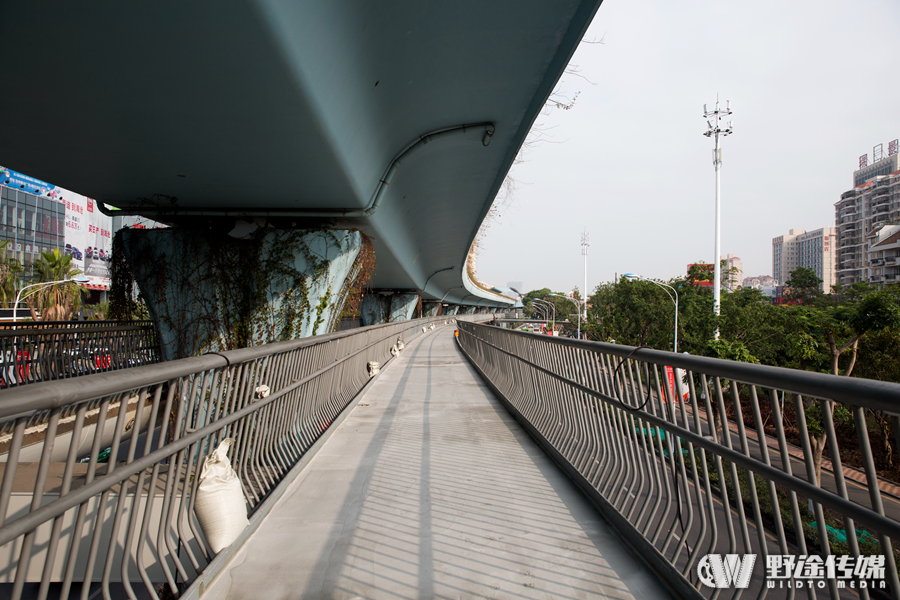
<box><xmin>27</xmin><ymin>249</ymin><xmax>88</xmax><ymax>321</ymax></box>
<box><xmin>0</xmin><ymin>240</ymin><xmax>23</xmax><ymax>308</ymax></box>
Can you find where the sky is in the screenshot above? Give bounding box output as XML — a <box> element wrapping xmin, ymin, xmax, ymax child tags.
<box><xmin>475</xmin><ymin>0</ymin><xmax>900</xmax><ymax>297</ymax></box>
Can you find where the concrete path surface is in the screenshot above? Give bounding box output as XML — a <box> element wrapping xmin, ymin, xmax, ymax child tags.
<box><xmin>205</xmin><ymin>327</ymin><xmax>669</xmax><ymax>599</ymax></box>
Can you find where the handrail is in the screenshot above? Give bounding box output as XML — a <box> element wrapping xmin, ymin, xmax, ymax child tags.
<box><xmin>0</xmin><ymin>314</ymin><xmax>486</xmax><ymax>600</ymax></box>
<box><xmin>0</xmin><ymin>320</ymin><xmax>161</xmax><ymax>388</ymax></box>
<box><xmin>458</xmin><ymin>321</ymin><xmax>900</xmax><ymax>599</ymax></box>
<box><xmin>486</xmin><ymin>324</ymin><xmax>900</xmax><ymax>413</ymax></box>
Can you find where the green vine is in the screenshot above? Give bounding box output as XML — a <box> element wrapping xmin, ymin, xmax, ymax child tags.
<box><xmin>109</xmin><ymin>234</ymin><xmax>150</xmax><ymax>321</ymax></box>
<box><xmin>311</xmin><ymin>290</ymin><xmax>331</xmax><ymax>336</ymax></box>
<box><xmin>112</xmin><ymin>227</ymin><xmax>373</xmax><ymax>359</ymax></box>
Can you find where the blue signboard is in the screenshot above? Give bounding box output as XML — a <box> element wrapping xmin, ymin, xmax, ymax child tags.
<box><xmin>0</xmin><ymin>166</ymin><xmax>61</xmax><ymax>199</ymax></box>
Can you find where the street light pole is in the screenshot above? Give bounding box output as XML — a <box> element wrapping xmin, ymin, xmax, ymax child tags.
<box><xmin>550</xmin><ymin>293</ymin><xmax>580</xmax><ymax>339</ymax></box>
<box><xmin>703</xmin><ymin>98</ymin><xmax>733</xmax><ymax>339</ymax></box>
<box><xmin>525</xmin><ymin>296</ymin><xmax>545</xmax><ymax>320</ymax></box>
<box><xmin>624</xmin><ymin>274</ymin><xmax>678</xmax><ymax>353</ymax></box>
<box><xmin>581</xmin><ymin>230</ymin><xmax>589</xmax><ymax>325</ymax></box>
<box><xmin>532</xmin><ymin>298</ymin><xmax>555</xmax><ymax>328</ymax></box>
<box><xmin>14</xmin><ymin>277</ymin><xmax>90</xmax><ymax>325</ymax></box>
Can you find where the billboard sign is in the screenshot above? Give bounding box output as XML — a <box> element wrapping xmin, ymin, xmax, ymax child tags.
<box><xmin>64</xmin><ymin>192</ymin><xmax>112</xmax><ymax>290</ymax></box>
<box><xmin>0</xmin><ymin>166</ymin><xmax>60</xmax><ymax>198</ymax></box>
<box><xmin>0</xmin><ymin>166</ymin><xmax>112</xmax><ymax>290</ymax></box>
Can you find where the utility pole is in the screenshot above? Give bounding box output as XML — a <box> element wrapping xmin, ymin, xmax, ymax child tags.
<box><xmin>703</xmin><ymin>97</ymin><xmax>733</xmax><ymax>339</ymax></box>
<box><xmin>581</xmin><ymin>230</ymin><xmax>589</xmax><ymax>339</ymax></box>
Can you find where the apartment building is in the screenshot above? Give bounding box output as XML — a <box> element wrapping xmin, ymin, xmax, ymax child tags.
<box><xmin>835</xmin><ymin>149</ymin><xmax>900</xmax><ymax>285</ymax></box>
<box><xmin>866</xmin><ymin>223</ymin><xmax>900</xmax><ymax>285</ymax></box>
<box><xmin>772</xmin><ymin>228</ymin><xmax>836</xmax><ymax>293</ymax></box>
<box><xmin>721</xmin><ymin>254</ymin><xmax>743</xmax><ymax>290</ymax></box>
<box><xmin>742</xmin><ymin>275</ymin><xmax>777</xmax><ymax>289</ymax></box>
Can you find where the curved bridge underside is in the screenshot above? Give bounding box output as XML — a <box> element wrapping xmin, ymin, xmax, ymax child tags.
<box><xmin>0</xmin><ymin>1</ymin><xmax>601</xmax><ymax>306</ymax></box>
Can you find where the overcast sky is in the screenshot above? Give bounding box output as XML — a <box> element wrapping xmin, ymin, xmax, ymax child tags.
<box><xmin>476</xmin><ymin>0</ymin><xmax>900</xmax><ymax>296</ymax></box>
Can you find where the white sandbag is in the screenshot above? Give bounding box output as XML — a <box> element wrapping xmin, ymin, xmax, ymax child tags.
<box><xmin>396</xmin><ymin>338</ymin><xmax>405</xmax><ymax>351</ymax></box>
<box><xmin>390</xmin><ymin>344</ymin><xmax>400</xmax><ymax>357</ymax></box>
<box><xmin>194</xmin><ymin>439</ymin><xmax>249</xmax><ymax>553</ymax></box>
<box><xmin>367</xmin><ymin>361</ymin><xmax>381</xmax><ymax>377</ymax></box>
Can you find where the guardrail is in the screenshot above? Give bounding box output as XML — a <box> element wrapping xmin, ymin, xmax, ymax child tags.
<box><xmin>0</xmin><ymin>315</ymin><xmax>482</xmax><ymax>600</ymax></box>
<box><xmin>0</xmin><ymin>321</ymin><xmax>161</xmax><ymax>388</ymax></box>
<box><xmin>457</xmin><ymin>321</ymin><xmax>900</xmax><ymax>600</ymax></box>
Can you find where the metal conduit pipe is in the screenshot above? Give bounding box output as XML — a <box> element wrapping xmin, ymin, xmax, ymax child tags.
<box><xmin>95</xmin><ymin>123</ymin><xmax>496</xmax><ymax>218</ymax></box>
<box><xmin>421</xmin><ymin>266</ymin><xmax>455</xmax><ymax>295</ymax></box>
<box><xmin>438</xmin><ymin>286</ymin><xmax>463</xmax><ymax>304</ymax></box>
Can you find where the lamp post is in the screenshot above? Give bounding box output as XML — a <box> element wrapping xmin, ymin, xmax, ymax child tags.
<box><xmin>550</xmin><ymin>293</ymin><xmax>580</xmax><ymax>339</ymax></box>
<box><xmin>14</xmin><ymin>277</ymin><xmax>90</xmax><ymax>325</ymax></box>
<box><xmin>533</xmin><ymin>298</ymin><xmax>554</xmax><ymax>322</ymax></box>
<box><xmin>703</xmin><ymin>98</ymin><xmax>733</xmax><ymax>338</ymax></box>
<box><xmin>529</xmin><ymin>299</ymin><xmax>547</xmax><ymax>321</ymax></box>
<box><xmin>532</xmin><ymin>298</ymin><xmax>555</xmax><ymax>331</ymax></box>
<box><xmin>624</xmin><ymin>274</ymin><xmax>678</xmax><ymax>353</ymax></box>
<box><xmin>581</xmin><ymin>230</ymin><xmax>589</xmax><ymax>323</ymax></box>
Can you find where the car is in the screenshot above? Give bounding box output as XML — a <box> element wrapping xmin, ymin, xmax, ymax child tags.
<box><xmin>64</xmin><ymin>243</ymin><xmax>72</xmax><ymax>255</ymax></box>
<box><xmin>70</xmin><ymin>247</ymin><xmax>83</xmax><ymax>260</ymax></box>
<box><xmin>98</xmin><ymin>249</ymin><xmax>106</xmax><ymax>261</ymax></box>
<box><xmin>85</xmin><ymin>247</ymin><xmax>94</xmax><ymax>259</ymax></box>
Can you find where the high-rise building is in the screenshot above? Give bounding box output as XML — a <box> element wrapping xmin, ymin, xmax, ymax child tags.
<box><xmin>866</xmin><ymin>223</ymin><xmax>900</xmax><ymax>285</ymax></box>
<box><xmin>772</xmin><ymin>228</ymin><xmax>836</xmax><ymax>293</ymax></box>
<box><xmin>720</xmin><ymin>254</ymin><xmax>743</xmax><ymax>290</ymax></box>
<box><xmin>835</xmin><ymin>146</ymin><xmax>900</xmax><ymax>286</ymax></box>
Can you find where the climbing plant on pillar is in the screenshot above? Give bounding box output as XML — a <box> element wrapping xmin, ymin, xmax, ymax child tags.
<box><xmin>111</xmin><ymin>227</ymin><xmax>373</xmax><ymax>360</ymax></box>
<box><xmin>330</xmin><ymin>234</ymin><xmax>376</xmax><ymax>330</ymax></box>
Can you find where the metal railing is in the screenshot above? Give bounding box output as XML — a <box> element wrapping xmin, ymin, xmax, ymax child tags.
<box><xmin>0</xmin><ymin>321</ymin><xmax>161</xmax><ymax>388</ymax></box>
<box><xmin>0</xmin><ymin>315</ymin><xmax>482</xmax><ymax>600</ymax></box>
<box><xmin>457</xmin><ymin>321</ymin><xmax>900</xmax><ymax>600</ymax></box>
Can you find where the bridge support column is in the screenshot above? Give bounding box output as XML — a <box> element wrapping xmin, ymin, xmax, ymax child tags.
<box><xmin>461</xmin><ymin>306</ymin><xmax>476</xmax><ymax>315</ymax></box>
<box><xmin>360</xmin><ymin>292</ymin><xmax>420</xmax><ymax>325</ymax></box>
<box><xmin>443</xmin><ymin>305</ymin><xmax>459</xmax><ymax>316</ymax></box>
<box><xmin>422</xmin><ymin>301</ymin><xmax>441</xmax><ymax>317</ymax></box>
<box><xmin>116</xmin><ymin>228</ymin><xmax>365</xmax><ymax>360</ymax></box>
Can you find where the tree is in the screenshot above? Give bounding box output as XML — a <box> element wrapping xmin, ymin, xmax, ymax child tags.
<box><xmin>585</xmin><ymin>270</ymin><xmax>900</xmax><ymax>485</ymax></box>
<box><xmin>522</xmin><ymin>288</ymin><xmax>551</xmax><ymax>320</ymax></box>
<box><xmin>855</xmin><ymin>327</ymin><xmax>900</xmax><ymax>468</ymax></box>
<box><xmin>827</xmin><ymin>290</ymin><xmax>900</xmax><ymax>377</ymax></box>
<box><xmin>27</xmin><ymin>249</ymin><xmax>88</xmax><ymax>321</ymax></box>
<box><xmin>584</xmin><ymin>276</ymin><xmax>716</xmax><ymax>353</ymax></box>
<box><xmin>717</xmin><ymin>287</ymin><xmax>786</xmax><ymax>364</ymax></box>
<box><xmin>0</xmin><ymin>240</ymin><xmax>23</xmax><ymax>308</ymax></box>
<box><xmin>522</xmin><ymin>288</ymin><xmax>577</xmax><ymax>325</ymax></box>
<box><xmin>687</xmin><ymin>263</ymin><xmax>714</xmax><ymax>286</ymax></box>
<box><xmin>785</xmin><ymin>266</ymin><xmax>823</xmax><ymax>304</ymax></box>
<box><xmin>798</xmin><ymin>289</ymin><xmax>900</xmax><ymax>485</ymax></box>
<box><xmin>722</xmin><ymin>260</ymin><xmax>741</xmax><ymax>292</ymax></box>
